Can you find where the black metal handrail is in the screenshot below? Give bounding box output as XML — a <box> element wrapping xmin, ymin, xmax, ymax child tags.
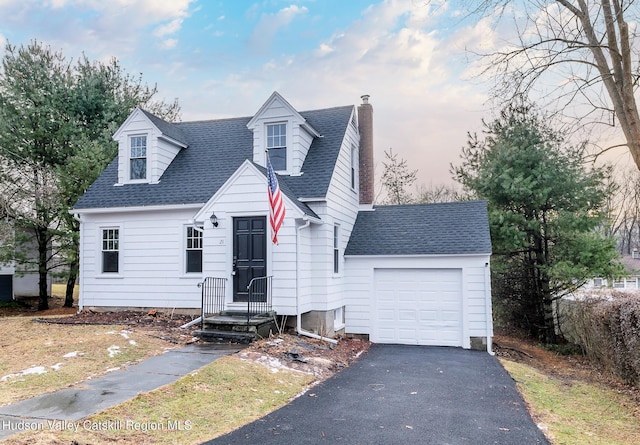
<box><xmin>198</xmin><ymin>277</ymin><xmax>226</xmax><ymax>330</ymax></box>
<box><xmin>246</xmin><ymin>276</ymin><xmax>272</xmax><ymax>326</ymax></box>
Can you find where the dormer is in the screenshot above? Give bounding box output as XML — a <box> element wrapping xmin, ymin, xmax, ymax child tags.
<box><xmin>247</xmin><ymin>91</ymin><xmax>320</xmax><ymax>175</ymax></box>
<box><xmin>112</xmin><ymin>108</ymin><xmax>188</xmax><ymax>185</ymax></box>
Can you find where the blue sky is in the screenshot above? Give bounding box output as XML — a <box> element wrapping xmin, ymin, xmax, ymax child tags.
<box><xmin>0</xmin><ymin>0</ymin><xmax>503</xmax><ymax>187</ymax></box>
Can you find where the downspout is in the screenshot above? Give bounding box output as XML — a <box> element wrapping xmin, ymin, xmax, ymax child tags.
<box><xmin>72</xmin><ymin>213</ymin><xmax>83</xmax><ymax>313</ymax></box>
<box><xmin>485</xmin><ymin>261</ymin><xmax>494</xmax><ymax>355</ymax></box>
<box><xmin>296</xmin><ymin>218</ymin><xmax>338</xmax><ymax>344</ymax></box>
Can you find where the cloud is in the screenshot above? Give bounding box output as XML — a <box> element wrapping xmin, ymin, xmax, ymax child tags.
<box><xmin>153</xmin><ymin>18</ymin><xmax>183</xmax><ymax>38</ymax></box>
<box><xmin>159</xmin><ymin>38</ymin><xmax>178</xmax><ymax>50</ymax></box>
<box><xmin>186</xmin><ymin>1</ymin><xmax>489</xmax><ymax>185</ymax></box>
<box><xmin>0</xmin><ymin>0</ymin><xmax>194</xmax><ymax>57</ymax></box>
<box><xmin>248</xmin><ymin>5</ymin><xmax>308</xmax><ymax>53</ymax></box>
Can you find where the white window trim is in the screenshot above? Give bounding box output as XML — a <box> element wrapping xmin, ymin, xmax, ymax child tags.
<box><xmin>333</xmin><ymin>223</ymin><xmax>341</xmax><ymax>276</ymax></box>
<box><xmin>99</xmin><ymin>226</ymin><xmax>122</xmax><ymax>277</ymax></box>
<box><xmin>265</xmin><ymin>122</ymin><xmax>289</xmax><ymax>173</ymax></box>
<box><xmin>127</xmin><ymin>134</ymin><xmax>149</xmax><ymax>183</ymax></box>
<box><xmin>184</xmin><ymin>224</ymin><xmax>204</xmax><ymax>276</ymax></box>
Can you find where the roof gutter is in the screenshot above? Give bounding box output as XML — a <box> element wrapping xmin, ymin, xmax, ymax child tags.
<box><xmin>296</xmin><ymin>217</ymin><xmax>337</xmax><ymax>344</ymax></box>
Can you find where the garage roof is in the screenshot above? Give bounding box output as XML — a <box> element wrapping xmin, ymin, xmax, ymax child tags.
<box><xmin>345</xmin><ymin>201</ymin><xmax>492</xmax><ymax>256</ymax></box>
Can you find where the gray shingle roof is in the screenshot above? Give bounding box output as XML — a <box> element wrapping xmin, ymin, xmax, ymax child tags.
<box><xmin>139</xmin><ymin>108</ymin><xmax>188</xmax><ymax>145</ymax></box>
<box><xmin>345</xmin><ymin>201</ymin><xmax>492</xmax><ymax>256</ymax></box>
<box><xmin>73</xmin><ymin>105</ymin><xmax>354</xmax><ymax>213</ymax></box>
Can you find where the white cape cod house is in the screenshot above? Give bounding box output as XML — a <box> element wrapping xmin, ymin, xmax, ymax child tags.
<box><xmin>72</xmin><ymin>92</ymin><xmax>493</xmax><ymax>351</ymax></box>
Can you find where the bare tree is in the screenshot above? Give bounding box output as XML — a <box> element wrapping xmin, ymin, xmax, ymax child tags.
<box><xmin>380</xmin><ymin>148</ymin><xmax>417</xmax><ymax>204</ymax></box>
<box><xmin>415</xmin><ymin>183</ymin><xmax>464</xmax><ymax>203</ymax></box>
<box><xmin>606</xmin><ymin>167</ymin><xmax>640</xmax><ymax>254</ymax></box>
<box><xmin>470</xmin><ymin>0</ymin><xmax>640</xmax><ymax>168</ymax></box>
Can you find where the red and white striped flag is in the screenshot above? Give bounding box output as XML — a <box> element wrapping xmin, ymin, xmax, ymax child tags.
<box><xmin>267</xmin><ymin>155</ymin><xmax>285</xmax><ymax>244</ymax></box>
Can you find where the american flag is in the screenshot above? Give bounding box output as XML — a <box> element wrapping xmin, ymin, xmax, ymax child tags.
<box><xmin>267</xmin><ymin>155</ymin><xmax>285</xmax><ymax>244</ymax></box>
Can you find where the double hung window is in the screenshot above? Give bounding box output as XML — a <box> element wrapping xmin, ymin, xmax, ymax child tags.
<box><xmin>102</xmin><ymin>228</ymin><xmax>119</xmax><ymax>273</ymax></box>
<box><xmin>186</xmin><ymin>226</ymin><xmax>203</xmax><ymax>273</ymax></box>
<box><xmin>267</xmin><ymin>123</ymin><xmax>286</xmax><ymax>170</ymax></box>
<box><xmin>130</xmin><ymin>135</ymin><xmax>147</xmax><ymax>180</ymax></box>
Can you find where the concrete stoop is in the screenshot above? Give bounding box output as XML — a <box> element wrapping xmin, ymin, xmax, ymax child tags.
<box><xmin>195</xmin><ymin>310</ymin><xmax>277</xmax><ymax>343</ymax></box>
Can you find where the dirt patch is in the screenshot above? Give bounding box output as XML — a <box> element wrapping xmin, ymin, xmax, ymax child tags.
<box><xmin>239</xmin><ymin>334</ymin><xmax>371</xmax><ymax>379</ymax></box>
<box><xmin>493</xmin><ymin>327</ymin><xmax>640</xmax><ymax>411</ymax></box>
<box><xmin>19</xmin><ymin>300</ymin><xmax>372</xmax><ymax>379</ymax></box>
<box><xmin>0</xmin><ymin>295</ymin><xmax>76</xmax><ymax>317</ymax></box>
<box><xmin>34</xmin><ymin>309</ymin><xmax>201</xmax><ymax>345</ymax></box>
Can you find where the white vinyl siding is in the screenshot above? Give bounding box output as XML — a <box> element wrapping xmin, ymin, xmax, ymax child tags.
<box><xmin>79</xmin><ymin>209</ymin><xmax>202</xmax><ymax>309</ymax></box>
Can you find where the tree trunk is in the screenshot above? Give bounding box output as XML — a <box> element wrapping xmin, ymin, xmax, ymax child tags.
<box><xmin>64</xmin><ymin>256</ymin><xmax>77</xmax><ymax>308</ymax></box>
<box><xmin>37</xmin><ymin>226</ymin><xmax>49</xmax><ymax>311</ymax></box>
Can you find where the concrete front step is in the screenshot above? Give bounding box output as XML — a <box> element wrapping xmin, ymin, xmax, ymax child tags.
<box><xmin>194</xmin><ymin>329</ymin><xmax>256</xmax><ymax>344</ymax></box>
<box><xmin>196</xmin><ymin>311</ymin><xmax>278</xmax><ymax>343</ymax></box>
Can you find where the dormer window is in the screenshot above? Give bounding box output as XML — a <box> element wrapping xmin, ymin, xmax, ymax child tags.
<box><xmin>267</xmin><ymin>123</ymin><xmax>287</xmax><ymax>170</ymax></box>
<box><xmin>130</xmin><ymin>135</ymin><xmax>147</xmax><ymax>180</ymax></box>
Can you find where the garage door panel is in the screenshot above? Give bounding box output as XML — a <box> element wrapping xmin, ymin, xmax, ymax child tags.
<box><xmin>373</xmin><ymin>268</ymin><xmax>463</xmax><ymax>346</ymax></box>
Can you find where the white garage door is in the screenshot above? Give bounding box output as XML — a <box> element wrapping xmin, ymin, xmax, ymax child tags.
<box><xmin>373</xmin><ymin>268</ymin><xmax>463</xmax><ymax>346</ymax></box>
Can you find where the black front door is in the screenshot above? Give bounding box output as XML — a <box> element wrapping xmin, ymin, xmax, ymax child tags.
<box><xmin>233</xmin><ymin>216</ymin><xmax>266</xmax><ymax>302</ymax></box>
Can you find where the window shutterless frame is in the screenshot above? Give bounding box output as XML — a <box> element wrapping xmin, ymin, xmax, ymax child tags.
<box><xmin>185</xmin><ymin>226</ymin><xmax>203</xmax><ymax>273</ymax></box>
<box><xmin>101</xmin><ymin>228</ymin><xmax>119</xmax><ymax>273</ymax></box>
<box><xmin>129</xmin><ymin>135</ymin><xmax>147</xmax><ymax>180</ymax></box>
<box><xmin>266</xmin><ymin>123</ymin><xmax>287</xmax><ymax>170</ymax></box>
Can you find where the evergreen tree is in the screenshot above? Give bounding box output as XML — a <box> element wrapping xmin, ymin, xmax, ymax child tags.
<box><xmin>453</xmin><ymin>104</ymin><xmax>623</xmax><ymax>343</ymax></box>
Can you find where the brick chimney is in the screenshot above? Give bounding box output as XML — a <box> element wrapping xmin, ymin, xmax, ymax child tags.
<box><xmin>358</xmin><ymin>94</ymin><xmax>374</xmax><ymax>205</ymax></box>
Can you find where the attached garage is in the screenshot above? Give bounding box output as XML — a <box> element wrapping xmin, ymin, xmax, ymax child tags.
<box><xmin>344</xmin><ymin>201</ymin><xmax>493</xmax><ymax>352</ymax></box>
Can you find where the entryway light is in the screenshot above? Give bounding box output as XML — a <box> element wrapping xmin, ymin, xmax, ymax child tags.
<box><xmin>210</xmin><ymin>212</ymin><xmax>219</xmax><ymax>227</ymax></box>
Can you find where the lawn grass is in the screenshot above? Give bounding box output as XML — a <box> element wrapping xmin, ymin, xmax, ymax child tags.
<box><xmin>6</xmin><ymin>356</ymin><xmax>314</xmax><ymax>445</ymax></box>
<box><xmin>501</xmin><ymin>359</ymin><xmax>640</xmax><ymax>445</ymax></box>
<box><xmin>0</xmin><ymin>317</ymin><xmax>174</xmax><ymax>405</ymax></box>
<box><xmin>51</xmin><ymin>283</ymin><xmax>79</xmax><ymax>299</ymax></box>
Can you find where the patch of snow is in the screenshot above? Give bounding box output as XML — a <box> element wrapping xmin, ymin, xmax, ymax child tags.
<box><xmin>105</xmin><ymin>367</ymin><xmax>120</xmax><ymax>373</ymax></box>
<box><xmin>105</xmin><ymin>331</ymin><xmax>116</xmax><ymax>335</ymax></box>
<box><xmin>107</xmin><ymin>345</ymin><xmax>121</xmax><ymax>357</ymax></box>
<box><xmin>51</xmin><ymin>363</ymin><xmax>64</xmax><ymax>371</ymax></box>
<box><xmin>0</xmin><ymin>373</ymin><xmax>19</xmax><ymax>382</ymax></box>
<box><xmin>120</xmin><ymin>331</ymin><xmax>130</xmax><ymax>339</ymax></box>
<box><xmin>21</xmin><ymin>366</ymin><xmax>47</xmax><ymax>376</ymax></box>
<box><xmin>129</xmin><ymin>340</ymin><xmax>137</xmax><ymax>346</ymax></box>
<box><xmin>63</xmin><ymin>351</ymin><xmax>80</xmax><ymax>358</ymax></box>
<box><xmin>2</xmin><ymin>366</ymin><xmax>48</xmax><ymax>381</ymax></box>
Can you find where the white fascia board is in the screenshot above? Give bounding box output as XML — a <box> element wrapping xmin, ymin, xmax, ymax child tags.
<box><xmin>344</xmin><ymin>253</ymin><xmax>492</xmax><ymax>259</ymax></box>
<box><xmin>298</xmin><ymin>197</ymin><xmax>327</xmax><ymax>203</ymax></box>
<box><xmin>158</xmin><ymin>134</ymin><xmax>188</xmax><ymax>148</ymax></box>
<box><xmin>112</xmin><ymin>107</ymin><xmax>146</xmax><ymax>141</ymax></box>
<box><xmin>71</xmin><ymin>203</ymin><xmax>204</xmax><ymax>215</ymax></box>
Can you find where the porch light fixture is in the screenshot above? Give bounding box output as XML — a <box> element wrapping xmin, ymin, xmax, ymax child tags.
<box><xmin>209</xmin><ymin>212</ymin><xmax>219</xmax><ymax>227</ymax></box>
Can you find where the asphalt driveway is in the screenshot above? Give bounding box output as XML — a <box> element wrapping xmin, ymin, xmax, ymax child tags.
<box><xmin>207</xmin><ymin>344</ymin><xmax>549</xmax><ymax>445</ymax></box>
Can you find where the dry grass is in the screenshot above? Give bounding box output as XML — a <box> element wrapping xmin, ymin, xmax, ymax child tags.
<box><xmin>6</xmin><ymin>356</ymin><xmax>314</xmax><ymax>445</ymax></box>
<box><xmin>502</xmin><ymin>359</ymin><xmax>640</xmax><ymax>445</ymax></box>
<box><xmin>51</xmin><ymin>284</ymin><xmax>79</xmax><ymax>299</ymax></box>
<box><xmin>0</xmin><ymin>317</ymin><xmax>175</xmax><ymax>405</ymax></box>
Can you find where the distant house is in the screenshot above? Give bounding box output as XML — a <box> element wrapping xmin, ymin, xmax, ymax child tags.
<box><xmin>0</xmin><ymin>226</ymin><xmax>50</xmax><ymax>302</ymax></box>
<box><xmin>585</xmin><ymin>251</ymin><xmax>640</xmax><ymax>291</ymax></box>
<box><xmin>72</xmin><ymin>92</ymin><xmax>493</xmax><ymax>350</ymax></box>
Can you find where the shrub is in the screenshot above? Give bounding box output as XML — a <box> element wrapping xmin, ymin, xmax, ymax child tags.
<box><xmin>561</xmin><ymin>291</ymin><xmax>640</xmax><ymax>386</ymax></box>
